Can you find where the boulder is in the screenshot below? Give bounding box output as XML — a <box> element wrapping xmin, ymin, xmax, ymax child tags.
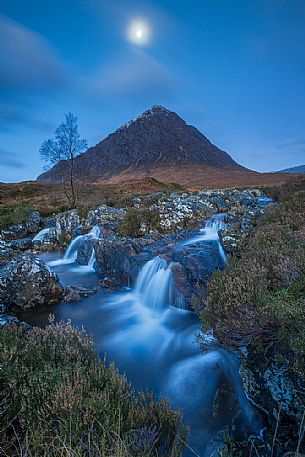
<box><xmin>63</xmin><ymin>285</ymin><xmax>98</xmax><ymax>302</ymax></box>
<box><xmin>1</xmin><ymin>223</ymin><xmax>28</xmax><ymax>241</ymax></box>
<box><xmin>86</xmin><ymin>205</ymin><xmax>126</xmax><ymax>225</ymax></box>
<box><xmin>10</xmin><ymin>237</ymin><xmax>33</xmax><ymax>251</ymax></box>
<box><xmin>0</xmin><ymin>254</ymin><xmax>64</xmax><ymax>311</ymax></box>
<box><xmin>26</xmin><ymin>211</ymin><xmax>41</xmax><ymax>233</ymax></box>
<box><xmin>92</xmin><ymin>238</ymin><xmax>148</xmax><ymax>286</ymax></box>
<box><xmin>55</xmin><ymin>209</ymin><xmax>80</xmax><ymax>236</ymax></box>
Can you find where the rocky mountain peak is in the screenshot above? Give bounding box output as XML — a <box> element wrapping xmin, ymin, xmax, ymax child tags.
<box><xmin>38</xmin><ymin>105</ymin><xmax>245</xmax><ymax>184</ymax></box>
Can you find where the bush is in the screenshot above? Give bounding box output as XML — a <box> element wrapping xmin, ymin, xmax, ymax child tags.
<box><xmin>118</xmin><ymin>208</ymin><xmax>161</xmax><ymax>237</ymax></box>
<box><xmin>0</xmin><ymin>320</ymin><xmax>186</xmax><ymax>456</ymax></box>
<box><xmin>199</xmin><ymin>183</ymin><xmax>305</xmax><ymax>374</ymax></box>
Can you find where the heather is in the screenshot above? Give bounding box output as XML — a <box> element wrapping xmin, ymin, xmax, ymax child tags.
<box><xmin>0</xmin><ymin>320</ymin><xmax>186</xmax><ymax>457</ymax></box>
<box><xmin>199</xmin><ymin>179</ymin><xmax>305</xmax><ymax>454</ymax></box>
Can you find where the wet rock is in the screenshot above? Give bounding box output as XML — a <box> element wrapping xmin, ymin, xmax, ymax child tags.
<box><xmin>93</xmin><ymin>238</ymin><xmax>148</xmax><ymax>286</ymax></box>
<box><xmin>63</xmin><ymin>285</ymin><xmax>99</xmax><ymax>302</ymax></box>
<box><xmin>0</xmin><ymin>254</ymin><xmax>64</xmax><ymax>311</ymax></box>
<box><xmin>10</xmin><ymin>237</ymin><xmax>33</xmax><ymax>251</ymax></box>
<box><xmin>0</xmin><ymin>313</ymin><xmax>31</xmax><ymax>329</ymax></box>
<box><xmin>172</xmin><ymin>241</ymin><xmax>224</xmax><ymax>301</ymax></box>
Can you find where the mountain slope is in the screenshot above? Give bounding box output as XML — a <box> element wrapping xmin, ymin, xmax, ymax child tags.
<box><xmin>37</xmin><ymin>105</ymin><xmax>245</xmax><ymax>183</ymax></box>
<box><xmin>279</xmin><ymin>165</ymin><xmax>305</xmax><ymax>174</ymax></box>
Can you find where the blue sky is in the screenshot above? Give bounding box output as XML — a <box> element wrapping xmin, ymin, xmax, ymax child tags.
<box><xmin>1</xmin><ymin>0</ymin><xmax>305</xmax><ymax>182</ymax></box>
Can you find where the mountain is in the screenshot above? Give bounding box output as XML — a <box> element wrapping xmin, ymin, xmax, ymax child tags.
<box><xmin>279</xmin><ymin>165</ymin><xmax>305</xmax><ymax>174</ymax></box>
<box><xmin>37</xmin><ymin>105</ymin><xmax>302</xmax><ymax>188</ymax></box>
<box><xmin>37</xmin><ymin>105</ymin><xmax>245</xmax><ymax>183</ymax></box>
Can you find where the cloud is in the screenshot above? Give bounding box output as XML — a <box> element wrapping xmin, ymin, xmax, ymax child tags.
<box><xmin>275</xmin><ymin>138</ymin><xmax>305</xmax><ymax>150</ymax></box>
<box><xmin>0</xmin><ymin>149</ymin><xmax>26</xmax><ymax>169</ymax></box>
<box><xmin>84</xmin><ymin>49</ymin><xmax>179</xmax><ymax>101</ymax></box>
<box><xmin>0</xmin><ymin>104</ymin><xmax>55</xmax><ymax>133</ymax></box>
<box><xmin>0</xmin><ymin>14</ymin><xmax>68</xmax><ymax>91</ymax></box>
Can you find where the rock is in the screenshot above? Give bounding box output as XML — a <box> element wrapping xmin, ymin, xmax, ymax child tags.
<box><xmin>86</xmin><ymin>205</ymin><xmax>126</xmax><ymax>225</ymax></box>
<box><xmin>92</xmin><ymin>238</ymin><xmax>147</xmax><ymax>286</ymax></box>
<box><xmin>10</xmin><ymin>237</ymin><xmax>33</xmax><ymax>251</ymax></box>
<box><xmin>55</xmin><ymin>209</ymin><xmax>80</xmax><ymax>236</ymax></box>
<box><xmin>1</xmin><ymin>223</ymin><xmax>28</xmax><ymax>241</ymax></box>
<box><xmin>26</xmin><ymin>211</ymin><xmax>41</xmax><ymax>233</ymax></box>
<box><xmin>63</xmin><ymin>285</ymin><xmax>98</xmax><ymax>302</ymax></box>
<box><xmin>0</xmin><ymin>246</ymin><xmax>18</xmax><ymax>266</ymax></box>
<box><xmin>0</xmin><ymin>313</ymin><xmax>31</xmax><ymax>329</ymax></box>
<box><xmin>41</xmin><ymin>216</ymin><xmax>57</xmax><ymax>229</ymax></box>
<box><xmin>0</xmin><ymin>254</ymin><xmax>64</xmax><ymax>311</ymax></box>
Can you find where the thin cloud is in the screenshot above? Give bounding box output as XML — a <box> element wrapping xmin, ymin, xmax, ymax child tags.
<box><xmin>0</xmin><ymin>149</ymin><xmax>26</xmax><ymax>169</ymax></box>
<box><xmin>0</xmin><ymin>14</ymin><xmax>68</xmax><ymax>91</ymax></box>
<box><xmin>84</xmin><ymin>49</ymin><xmax>179</xmax><ymax>101</ymax></box>
<box><xmin>275</xmin><ymin>138</ymin><xmax>305</xmax><ymax>149</ymax></box>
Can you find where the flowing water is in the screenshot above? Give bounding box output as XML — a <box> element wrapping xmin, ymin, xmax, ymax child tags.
<box><xmin>25</xmin><ymin>219</ymin><xmax>261</xmax><ymax>456</ymax></box>
<box><xmin>48</xmin><ymin>225</ymin><xmax>101</xmax><ymax>267</ymax></box>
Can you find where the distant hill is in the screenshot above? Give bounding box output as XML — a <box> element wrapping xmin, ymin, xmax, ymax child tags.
<box><xmin>37</xmin><ymin>105</ymin><xmax>302</xmax><ymax>188</ymax></box>
<box><xmin>278</xmin><ymin>165</ymin><xmax>305</xmax><ymax>174</ymax></box>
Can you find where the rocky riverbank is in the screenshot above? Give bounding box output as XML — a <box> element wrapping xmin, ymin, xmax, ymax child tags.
<box><xmin>0</xmin><ymin>187</ymin><xmax>272</xmax><ymax>316</ymax></box>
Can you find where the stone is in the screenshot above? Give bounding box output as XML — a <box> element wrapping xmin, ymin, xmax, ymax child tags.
<box><xmin>0</xmin><ymin>254</ymin><xmax>64</xmax><ymax>311</ymax></box>
<box><xmin>10</xmin><ymin>237</ymin><xmax>33</xmax><ymax>251</ymax></box>
<box><xmin>1</xmin><ymin>223</ymin><xmax>28</xmax><ymax>241</ymax></box>
<box><xmin>55</xmin><ymin>209</ymin><xmax>80</xmax><ymax>236</ymax></box>
<box><xmin>63</xmin><ymin>285</ymin><xmax>98</xmax><ymax>302</ymax></box>
<box><xmin>26</xmin><ymin>211</ymin><xmax>41</xmax><ymax>233</ymax></box>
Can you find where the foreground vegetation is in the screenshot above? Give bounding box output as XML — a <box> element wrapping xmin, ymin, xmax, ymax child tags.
<box><xmin>0</xmin><ymin>319</ymin><xmax>186</xmax><ymax>456</ymax></box>
<box><xmin>199</xmin><ymin>178</ymin><xmax>305</xmax><ymax>455</ymax></box>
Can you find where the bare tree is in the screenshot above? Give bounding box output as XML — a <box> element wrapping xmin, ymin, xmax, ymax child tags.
<box><xmin>40</xmin><ymin>113</ymin><xmax>88</xmax><ymax>207</ymax></box>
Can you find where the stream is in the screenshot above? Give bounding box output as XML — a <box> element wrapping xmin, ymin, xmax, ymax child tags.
<box><xmin>23</xmin><ymin>218</ymin><xmax>261</xmax><ymax>456</ymax></box>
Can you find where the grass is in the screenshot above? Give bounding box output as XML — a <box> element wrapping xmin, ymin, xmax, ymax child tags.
<box><xmin>0</xmin><ymin>319</ymin><xmax>186</xmax><ymax>457</ymax></box>
<box><xmin>0</xmin><ymin>178</ymin><xmax>184</xmax><ymax>230</ymax></box>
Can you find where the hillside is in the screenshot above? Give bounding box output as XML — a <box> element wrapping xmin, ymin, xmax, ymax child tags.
<box><xmin>279</xmin><ymin>164</ymin><xmax>305</xmax><ymax>174</ymax></box>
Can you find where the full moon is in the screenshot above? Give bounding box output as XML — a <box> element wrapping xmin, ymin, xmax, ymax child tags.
<box><xmin>127</xmin><ymin>19</ymin><xmax>151</xmax><ymax>45</ymax></box>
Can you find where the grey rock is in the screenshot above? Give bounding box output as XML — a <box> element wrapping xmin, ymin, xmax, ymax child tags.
<box><xmin>0</xmin><ymin>254</ymin><xmax>64</xmax><ymax>311</ymax></box>
<box><xmin>10</xmin><ymin>237</ymin><xmax>33</xmax><ymax>251</ymax></box>
<box><xmin>26</xmin><ymin>211</ymin><xmax>41</xmax><ymax>233</ymax></box>
<box><xmin>1</xmin><ymin>223</ymin><xmax>28</xmax><ymax>241</ymax></box>
<box><xmin>55</xmin><ymin>209</ymin><xmax>80</xmax><ymax>236</ymax></box>
<box><xmin>63</xmin><ymin>285</ymin><xmax>98</xmax><ymax>302</ymax></box>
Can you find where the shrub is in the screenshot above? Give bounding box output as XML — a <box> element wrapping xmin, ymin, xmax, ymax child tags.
<box><xmin>0</xmin><ymin>320</ymin><xmax>186</xmax><ymax>456</ymax></box>
<box><xmin>199</xmin><ymin>184</ymin><xmax>305</xmax><ymax>374</ymax></box>
<box><xmin>118</xmin><ymin>208</ymin><xmax>161</xmax><ymax>237</ymax></box>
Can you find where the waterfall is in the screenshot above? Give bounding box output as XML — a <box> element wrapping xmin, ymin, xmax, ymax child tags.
<box><xmin>48</xmin><ymin>225</ymin><xmax>101</xmax><ymax>267</ymax></box>
<box><xmin>87</xmin><ymin>248</ymin><xmax>95</xmax><ymax>269</ymax></box>
<box><xmin>183</xmin><ymin>216</ymin><xmax>226</xmax><ymax>262</ymax></box>
<box><xmin>135</xmin><ymin>257</ymin><xmax>174</xmax><ymax>313</ymax></box>
<box><xmin>32</xmin><ymin>227</ymin><xmax>55</xmax><ymax>242</ymax></box>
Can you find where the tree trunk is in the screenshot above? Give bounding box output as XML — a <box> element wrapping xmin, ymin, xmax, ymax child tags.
<box><xmin>70</xmin><ymin>156</ymin><xmax>76</xmax><ymax>208</ymax></box>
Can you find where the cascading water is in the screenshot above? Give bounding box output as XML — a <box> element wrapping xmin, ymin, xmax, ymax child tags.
<box><xmin>183</xmin><ymin>216</ymin><xmax>226</xmax><ymax>262</ymax></box>
<box><xmin>87</xmin><ymin>248</ymin><xmax>96</xmax><ymax>269</ymax></box>
<box><xmin>48</xmin><ymin>225</ymin><xmax>101</xmax><ymax>267</ymax></box>
<box><xmin>135</xmin><ymin>256</ymin><xmax>174</xmax><ymax>313</ymax></box>
<box><xmin>32</xmin><ymin>227</ymin><xmax>55</xmax><ymax>242</ymax></box>
<box><xmin>33</xmin><ymin>213</ymin><xmax>262</xmax><ymax>456</ymax></box>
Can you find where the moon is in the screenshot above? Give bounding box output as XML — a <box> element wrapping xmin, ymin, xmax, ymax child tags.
<box><xmin>127</xmin><ymin>19</ymin><xmax>151</xmax><ymax>45</ymax></box>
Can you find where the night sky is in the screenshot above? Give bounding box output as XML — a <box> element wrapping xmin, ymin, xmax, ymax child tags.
<box><xmin>1</xmin><ymin>0</ymin><xmax>305</xmax><ymax>182</ymax></box>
